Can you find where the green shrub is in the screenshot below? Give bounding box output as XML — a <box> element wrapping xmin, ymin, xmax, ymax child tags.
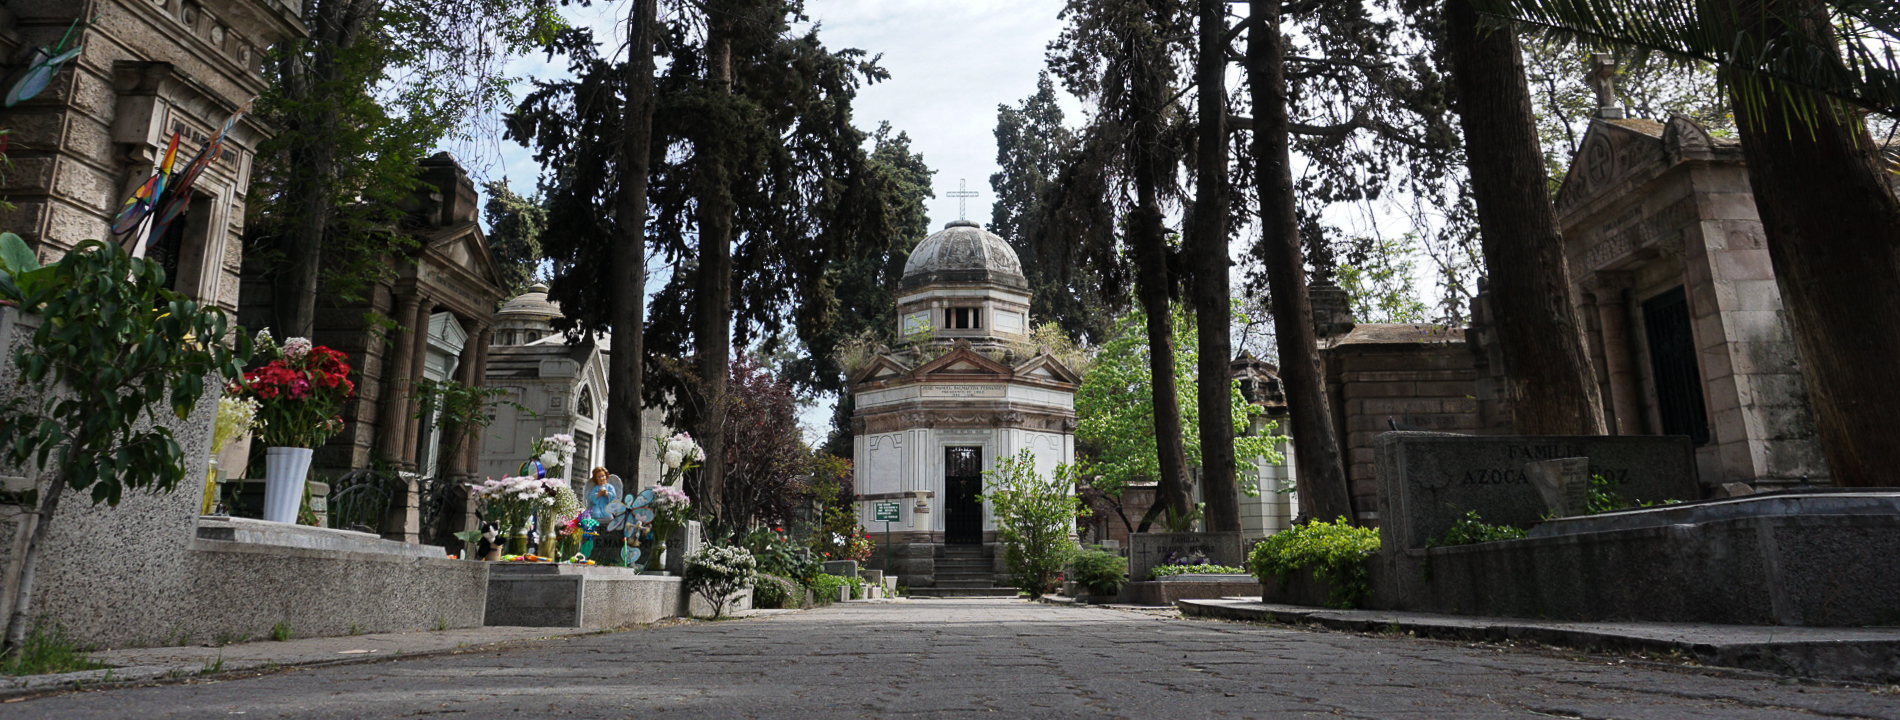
<box><xmin>808</xmin><ymin>573</ymin><xmax>850</xmax><ymax>605</ymax></box>
<box><xmin>1149</xmin><ymin>563</ymin><xmax>1246</xmax><ymax>579</ymax></box>
<box><xmin>1584</xmin><ymin>474</ymin><xmax>1683</xmax><ymax>515</ymax></box>
<box><xmin>752</xmin><ymin>574</ymin><xmax>797</xmax><ymax>609</ymax></box>
<box><xmin>1426</xmin><ymin>510</ymin><xmax>1528</xmax><ymax>547</ymax></box>
<box><xmin>742</xmin><ymin>526</ymin><xmax>822</xmax><ymax>583</ymax></box>
<box><xmin>1247</xmin><ymin>518</ymin><xmax>1381</xmax><ymax>609</ymax></box>
<box><xmin>1070</xmin><ymin>550</ymin><xmax>1128</xmax><ymax>596</ymax></box>
<box><xmin>684</xmin><ymin>546</ymin><xmax>757</xmax><ymax>618</ymax></box>
<box><xmin>984</xmin><ymin>450</ymin><xmax>1083</xmax><ymax>598</ymax></box>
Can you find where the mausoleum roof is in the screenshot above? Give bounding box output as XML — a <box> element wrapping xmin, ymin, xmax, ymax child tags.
<box><xmin>497</xmin><ymin>284</ymin><xmax>562</xmax><ymax>320</ymax></box>
<box><xmin>900</xmin><ymin>220</ymin><xmax>1028</xmax><ymax>292</ymax></box>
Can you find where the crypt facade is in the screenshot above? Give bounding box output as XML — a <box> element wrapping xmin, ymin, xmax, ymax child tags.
<box><xmin>849</xmin><ymin>220</ymin><xmax>1079</xmax><ymax>592</ymax></box>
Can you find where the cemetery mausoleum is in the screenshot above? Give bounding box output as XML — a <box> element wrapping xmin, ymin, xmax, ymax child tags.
<box><xmin>849</xmin><ymin>220</ymin><xmax>1080</xmax><ymax>594</ymax></box>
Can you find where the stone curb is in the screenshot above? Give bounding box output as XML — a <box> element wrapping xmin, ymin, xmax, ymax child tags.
<box><xmin>1177</xmin><ymin>598</ymin><xmax>1900</xmax><ymax>684</ymax></box>
<box><xmin>0</xmin><ymin>609</ymin><xmax>802</xmax><ymax>702</ymax></box>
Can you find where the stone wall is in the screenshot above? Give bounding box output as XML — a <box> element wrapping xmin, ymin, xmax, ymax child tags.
<box><xmin>1319</xmin><ymin>325</ymin><xmax>1481</xmax><ymax>524</ymax></box>
<box><xmin>1381</xmin><ymin>511</ymin><xmax>1900</xmax><ymax>627</ymax></box>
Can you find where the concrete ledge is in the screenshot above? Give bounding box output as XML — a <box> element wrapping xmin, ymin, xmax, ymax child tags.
<box><xmin>1384</xmin><ymin>513</ymin><xmax>1900</xmax><ymax>626</ymax></box>
<box><xmin>485</xmin><ymin>563</ymin><xmax>753</xmax><ymax>628</ymax></box>
<box><xmin>1121</xmin><ymin>580</ymin><xmax>1260</xmax><ymax>606</ymax></box>
<box><xmin>179</xmin><ymin>538</ymin><xmax>489</xmax><ymax>643</ymax></box>
<box><xmin>196</xmin><ymin>516</ymin><xmax>446</xmax><ymax>559</ymax></box>
<box><xmin>1178</xmin><ymin>598</ymin><xmax>1900</xmax><ymax>684</ymax></box>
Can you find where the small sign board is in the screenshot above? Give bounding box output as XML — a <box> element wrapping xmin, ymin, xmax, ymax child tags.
<box><xmin>873</xmin><ymin>501</ymin><xmax>901</xmax><ymax>522</ymax></box>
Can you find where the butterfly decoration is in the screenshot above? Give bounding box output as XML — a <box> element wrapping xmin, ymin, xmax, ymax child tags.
<box><xmin>5</xmin><ymin>17</ymin><xmax>90</xmax><ymax>108</ymax></box>
<box><xmin>110</xmin><ymin>98</ymin><xmax>254</xmax><ymax>246</ymax></box>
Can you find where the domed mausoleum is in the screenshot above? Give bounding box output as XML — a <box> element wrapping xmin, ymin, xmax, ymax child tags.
<box><xmin>851</xmin><ymin>221</ymin><xmax>1079</xmax><ymax>596</ymax></box>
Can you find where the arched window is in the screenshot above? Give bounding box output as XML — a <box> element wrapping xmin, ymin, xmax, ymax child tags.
<box><xmin>577</xmin><ymin>385</ymin><xmax>595</xmax><ymax>418</ymax></box>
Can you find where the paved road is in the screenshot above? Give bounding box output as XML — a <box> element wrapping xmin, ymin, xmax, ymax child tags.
<box><xmin>7</xmin><ymin>599</ymin><xmax>1897</xmax><ymax>719</ymax></box>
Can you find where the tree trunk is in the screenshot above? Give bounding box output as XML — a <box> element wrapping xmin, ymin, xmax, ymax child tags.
<box><xmin>605</xmin><ymin>0</ymin><xmax>656</xmax><ymax>484</ymax></box>
<box><xmin>1442</xmin><ymin>0</ymin><xmax>1604</xmax><ymax>436</ymax></box>
<box><xmin>276</xmin><ymin>52</ymin><xmax>335</xmax><ymax>340</ymax></box>
<box><xmin>2</xmin><ymin>476</ymin><xmax>66</xmax><ymax>657</ymax></box>
<box><xmin>1721</xmin><ymin>2</ymin><xmax>1900</xmax><ymax>487</ymax></box>
<box><xmin>273</xmin><ymin>0</ymin><xmax>378</xmax><ymax>338</ymax></box>
<box><xmin>1130</xmin><ymin>23</ymin><xmax>1195</xmax><ymax>531</ymax></box>
<box><xmin>1248</xmin><ymin>0</ymin><xmax>1353</xmax><ymax>524</ymax></box>
<box><xmin>694</xmin><ymin>10</ymin><xmax>736</xmax><ymax>525</ymax></box>
<box><xmin>1192</xmin><ymin>0</ymin><xmax>1240</xmax><ymax>533</ymax></box>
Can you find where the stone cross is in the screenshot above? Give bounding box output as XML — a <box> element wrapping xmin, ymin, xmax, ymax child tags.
<box><xmin>946</xmin><ymin>179</ymin><xmax>979</xmax><ymax>221</ymax></box>
<box><xmin>1587</xmin><ymin>53</ymin><xmax>1625</xmax><ymax>119</ymax></box>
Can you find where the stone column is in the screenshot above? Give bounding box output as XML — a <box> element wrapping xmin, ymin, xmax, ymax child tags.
<box><xmin>1591</xmin><ymin>274</ymin><xmax>1645</xmax><ymax>435</ymax></box>
<box><xmin>461</xmin><ymin>324</ymin><xmax>493</xmax><ymax>481</ymax></box>
<box><xmin>401</xmin><ymin>297</ymin><xmax>435</xmax><ymax>468</ymax></box>
<box><xmin>377</xmin><ymin>291</ymin><xmax>422</xmax><ymax>466</ymax></box>
<box><xmin>441</xmin><ymin>317</ymin><xmax>484</xmax><ymax>480</ymax></box>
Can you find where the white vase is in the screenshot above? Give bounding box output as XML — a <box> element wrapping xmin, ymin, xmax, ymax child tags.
<box><xmin>263</xmin><ymin>447</ymin><xmax>314</xmax><ymax>524</ymax></box>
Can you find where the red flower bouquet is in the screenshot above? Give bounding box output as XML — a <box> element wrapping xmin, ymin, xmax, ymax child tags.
<box><xmin>234</xmin><ymin>332</ymin><xmax>355</xmax><ymax>448</ymax></box>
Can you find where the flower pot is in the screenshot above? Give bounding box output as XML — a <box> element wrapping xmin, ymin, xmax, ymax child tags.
<box><xmin>507</xmin><ymin>530</ymin><xmax>529</xmax><ymax>556</ymax></box>
<box><xmin>262</xmin><ymin>447</ymin><xmax>313</xmax><ymax>524</ymax></box>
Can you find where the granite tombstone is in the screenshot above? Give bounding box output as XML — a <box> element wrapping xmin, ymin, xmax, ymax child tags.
<box><xmin>1374</xmin><ymin>432</ymin><xmax>1696</xmax><ymax>551</ymax></box>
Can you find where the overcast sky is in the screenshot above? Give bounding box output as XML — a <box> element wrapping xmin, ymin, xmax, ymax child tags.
<box><xmin>489</xmin><ymin>0</ymin><xmax>1079</xmax><ymax>231</ymax></box>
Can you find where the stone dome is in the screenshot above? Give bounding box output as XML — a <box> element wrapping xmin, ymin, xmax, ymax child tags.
<box><xmin>497</xmin><ymin>283</ymin><xmax>562</xmax><ymax>321</ymax></box>
<box><xmin>494</xmin><ymin>284</ymin><xmax>563</xmax><ymax>345</ymax></box>
<box><xmin>899</xmin><ymin>220</ymin><xmax>1028</xmax><ymax>292</ymax></box>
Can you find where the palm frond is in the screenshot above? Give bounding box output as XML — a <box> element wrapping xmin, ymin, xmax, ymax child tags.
<box><xmin>1473</xmin><ymin>0</ymin><xmax>1900</xmax><ymax>118</ymax></box>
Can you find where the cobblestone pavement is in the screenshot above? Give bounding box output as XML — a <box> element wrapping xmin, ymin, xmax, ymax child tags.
<box><xmin>6</xmin><ymin>599</ymin><xmax>1897</xmax><ymax>719</ymax></box>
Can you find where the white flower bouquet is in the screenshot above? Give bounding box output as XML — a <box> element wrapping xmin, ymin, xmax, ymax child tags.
<box><xmin>653</xmin><ymin>432</ymin><xmax>703</xmax><ymax>486</ymax></box>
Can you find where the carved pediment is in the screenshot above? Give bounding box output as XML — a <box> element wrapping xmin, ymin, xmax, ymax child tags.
<box><xmin>1011</xmin><ymin>351</ymin><xmax>1082</xmax><ymax>386</ymax></box>
<box><xmin>912</xmin><ymin>343</ymin><xmax>1013</xmax><ymax>380</ymax></box>
<box><xmin>848</xmin><ymin>354</ymin><xmax>914</xmax><ymax>386</ymax></box>
<box><xmin>423</xmin><ymin>221</ymin><xmax>508</xmax><ymax>292</ymax></box>
<box><xmin>1553</xmin><ymin>119</ymin><xmax>1667</xmax><ymax>216</ymax></box>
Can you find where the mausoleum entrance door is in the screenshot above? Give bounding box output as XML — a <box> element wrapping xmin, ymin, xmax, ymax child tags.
<box><xmin>1642</xmin><ymin>287</ymin><xmax>1710</xmax><ymax>445</ymax></box>
<box><xmin>945</xmin><ymin>447</ymin><xmax>984</xmax><ymax>545</ymax></box>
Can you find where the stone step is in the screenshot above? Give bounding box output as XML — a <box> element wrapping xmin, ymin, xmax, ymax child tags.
<box><xmin>909</xmin><ymin>587</ymin><xmax>1021</xmax><ymax>598</ymax></box>
<box><xmin>935</xmin><ymin>560</ymin><xmax>992</xmax><ymax>570</ymax></box>
<box><xmin>935</xmin><ymin>579</ymin><xmax>999</xmax><ymax>588</ymax></box>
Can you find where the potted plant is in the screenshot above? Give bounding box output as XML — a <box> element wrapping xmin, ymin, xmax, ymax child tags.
<box><xmin>233</xmin><ymin>331</ymin><xmax>353</xmax><ymax>524</ymax></box>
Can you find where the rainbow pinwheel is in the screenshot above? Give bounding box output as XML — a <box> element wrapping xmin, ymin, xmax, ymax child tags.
<box><xmin>111</xmin><ymin>99</ymin><xmax>254</xmax><ymax>243</ymax></box>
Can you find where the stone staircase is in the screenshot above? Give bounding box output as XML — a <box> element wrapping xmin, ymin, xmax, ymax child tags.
<box><xmin>911</xmin><ymin>545</ymin><xmax>1019</xmax><ymax>598</ymax></box>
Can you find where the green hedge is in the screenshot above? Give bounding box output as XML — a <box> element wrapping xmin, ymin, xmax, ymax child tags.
<box><xmin>1247</xmin><ymin>518</ymin><xmax>1380</xmax><ymax>608</ymax></box>
<box><xmin>1071</xmin><ymin>550</ymin><xmax>1128</xmax><ymax>596</ymax></box>
<box><xmin>1149</xmin><ymin>563</ymin><xmax>1246</xmax><ymax>579</ymax></box>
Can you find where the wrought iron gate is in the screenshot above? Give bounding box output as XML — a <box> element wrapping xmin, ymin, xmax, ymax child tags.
<box><xmin>1642</xmin><ymin>286</ymin><xmax>1710</xmax><ymax>445</ymax></box>
<box><xmin>944</xmin><ymin>447</ymin><xmax>984</xmax><ymax>545</ymax></box>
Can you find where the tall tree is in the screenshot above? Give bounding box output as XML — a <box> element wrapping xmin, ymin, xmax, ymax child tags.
<box><xmin>515</xmin><ymin>1</ymin><xmax>899</xmax><ymax>506</ymax></box>
<box><xmin>608</xmin><ymin>0</ymin><xmax>658</xmax><ymax>485</ymax></box>
<box><xmin>1048</xmin><ymin>0</ymin><xmax>1198</xmax><ymax>529</ymax></box>
<box><xmin>991</xmin><ymin>75</ymin><xmax>1118</xmax><ymax>344</ymax></box>
<box><xmin>506</xmin><ymin>1</ymin><xmax>657</xmax><ymax>484</ymax></box>
<box><xmin>641</xmin><ymin>1</ymin><xmax>901</xmax><ymax>525</ymax></box>
<box><xmin>251</xmin><ymin>0</ymin><xmax>560</xmax><ymax>336</ymax></box>
<box><xmin>1247</xmin><ymin>0</ymin><xmax>1354</xmax><ymax>523</ymax></box>
<box><xmin>691</xmin><ymin>1</ymin><xmax>742</xmax><ymax>527</ymax></box>
<box><xmin>1190</xmin><ymin>0</ymin><xmax>1239</xmax><ymax>532</ymax></box>
<box><xmin>812</xmin><ymin>124</ymin><xmax>935</xmax><ymax>456</ymax></box>
<box><xmin>1441</xmin><ymin>0</ymin><xmax>1606</xmax><ymax>436</ymax></box>
<box><xmin>480</xmin><ymin>180</ymin><xmax>547</xmax><ymax>296</ymax></box>
<box><xmin>1477</xmin><ymin>0</ymin><xmax>1900</xmax><ymax>485</ymax></box>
